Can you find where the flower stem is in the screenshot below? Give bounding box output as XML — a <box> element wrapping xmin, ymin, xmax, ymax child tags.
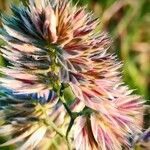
<box><xmin>39</xmin><ymin>104</ymin><xmax>72</xmax><ymax>149</ymax></box>
<box><xmin>39</xmin><ymin>104</ymin><xmax>65</xmax><ymax>137</ymax></box>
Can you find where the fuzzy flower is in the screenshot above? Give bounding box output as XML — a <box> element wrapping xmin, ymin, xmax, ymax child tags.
<box><xmin>0</xmin><ymin>0</ymin><xmax>144</xmax><ymax>150</ymax></box>
<box><xmin>74</xmin><ymin>96</ymin><xmax>143</xmax><ymax>150</ymax></box>
<box><xmin>0</xmin><ymin>88</ymin><xmax>67</xmax><ymax>149</ymax></box>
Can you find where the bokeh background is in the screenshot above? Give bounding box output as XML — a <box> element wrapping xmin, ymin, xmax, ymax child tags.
<box><xmin>0</xmin><ymin>0</ymin><xmax>149</xmax><ymax>149</ymax></box>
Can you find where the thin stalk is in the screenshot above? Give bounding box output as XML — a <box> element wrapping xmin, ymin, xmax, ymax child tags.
<box><xmin>39</xmin><ymin>104</ymin><xmax>72</xmax><ymax>150</ymax></box>
<box><xmin>39</xmin><ymin>104</ymin><xmax>65</xmax><ymax>137</ymax></box>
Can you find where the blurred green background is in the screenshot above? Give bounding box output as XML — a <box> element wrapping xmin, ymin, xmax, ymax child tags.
<box><xmin>0</xmin><ymin>0</ymin><xmax>149</xmax><ymax>149</ymax></box>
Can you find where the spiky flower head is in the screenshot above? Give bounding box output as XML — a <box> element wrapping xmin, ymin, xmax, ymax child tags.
<box><xmin>0</xmin><ymin>88</ymin><xmax>67</xmax><ymax>149</ymax></box>
<box><xmin>0</xmin><ymin>0</ymin><xmax>144</xmax><ymax>149</ymax></box>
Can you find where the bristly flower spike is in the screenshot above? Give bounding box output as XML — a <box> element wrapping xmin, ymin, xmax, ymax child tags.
<box><xmin>0</xmin><ymin>0</ymin><xmax>144</xmax><ymax>149</ymax></box>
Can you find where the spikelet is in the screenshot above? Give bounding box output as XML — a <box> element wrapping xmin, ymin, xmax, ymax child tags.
<box><xmin>0</xmin><ymin>0</ymin><xmax>144</xmax><ymax>149</ymax></box>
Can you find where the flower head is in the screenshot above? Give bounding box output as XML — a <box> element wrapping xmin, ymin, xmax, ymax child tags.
<box><xmin>0</xmin><ymin>88</ymin><xmax>66</xmax><ymax>149</ymax></box>
<box><xmin>74</xmin><ymin>94</ymin><xmax>143</xmax><ymax>150</ymax></box>
<box><xmin>0</xmin><ymin>0</ymin><xmax>144</xmax><ymax>149</ymax></box>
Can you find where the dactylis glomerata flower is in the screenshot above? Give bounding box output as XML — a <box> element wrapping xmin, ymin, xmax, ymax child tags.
<box><xmin>0</xmin><ymin>0</ymin><xmax>144</xmax><ymax>149</ymax></box>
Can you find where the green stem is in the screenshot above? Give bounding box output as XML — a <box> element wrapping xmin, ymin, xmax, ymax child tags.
<box><xmin>66</xmin><ymin>118</ymin><xmax>75</xmax><ymax>139</ymax></box>
<box><xmin>39</xmin><ymin>104</ymin><xmax>72</xmax><ymax>150</ymax></box>
<box><xmin>39</xmin><ymin>104</ymin><xmax>65</xmax><ymax>137</ymax></box>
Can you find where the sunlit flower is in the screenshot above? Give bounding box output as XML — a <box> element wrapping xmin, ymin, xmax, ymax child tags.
<box><xmin>0</xmin><ymin>0</ymin><xmax>144</xmax><ymax>149</ymax></box>
<box><xmin>0</xmin><ymin>88</ymin><xmax>66</xmax><ymax>149</ymax></box>
<box><xmin>74</xmin><ymin>94</ymin><xmax>143</xmax><ymax>150</ymax></box>
<box><xmin>0</xmin><ymin>0</ymin><xmax>106</xmax><ymax>95</ymax></box>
